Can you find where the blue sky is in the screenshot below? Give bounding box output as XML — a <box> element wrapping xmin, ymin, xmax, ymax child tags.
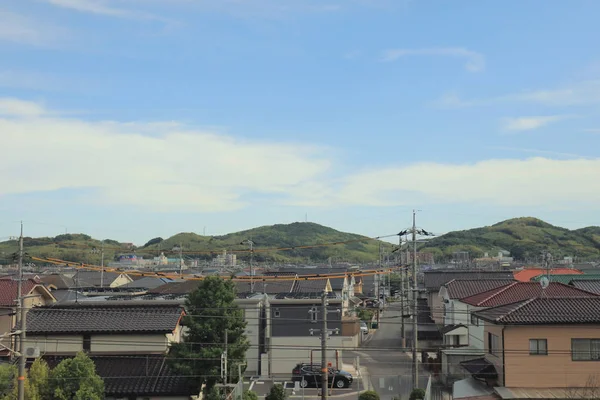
<box><xmin>1</xmin><ymin>0</ymin><xmax>600</xmax><ymax>244</ymax></box>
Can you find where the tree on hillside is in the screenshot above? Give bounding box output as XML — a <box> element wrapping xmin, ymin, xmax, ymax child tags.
<box><xmin>169</xmin><ymin>276</ymin><xmax>249</xmax><ymax>391</ymax></box>
<box><xmin>143</xmin><ymin>237</ymin><xmax>164</xmax><ymax>247</ymax></box>
<box><xmin>48</xmin><ymin>352</ymin><xmax>104</xmax><ymax>400</ymax></box>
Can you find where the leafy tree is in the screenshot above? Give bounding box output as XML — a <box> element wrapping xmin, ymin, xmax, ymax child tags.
<box><xmin>265</xmin><ymin>384</ymin><xmax>286</xmax><ymax>400</ymax></box>
<box><xmin>358</xmin><ymin>391</ymin><xmax>380</xmax><ymax>400</ymax></box>
<box><xmin>23</xmin><ymin>358</ymin><xmax>50</xmax><ymax>400</ymax></box>
<box><xmin>410</xmin><ymin>388</ymin><xmax>426</xmax><ymax>400</ymax></box>
<box><xmin>48</xmin><ymin>352</ymin><xmax>104</xmax><ymax>400</ymax></box>
<box><xmin>0</xmin><ymin>363</ymin><xmax>16</xmax><ymax>398</ymax></box>
<box><xmin>243</xmin><ymin>390</ymin><xmax>258</xmax><ymax>400</ymax></box>
<box><xmin>143</xmin><ymin>237</ymin><xmax>164</xmax><ymax>247</ymax></box>
<box><xmin>169</xmin><ymin>276</ymin><xmax>249</xmax><ymax>391</ymax></box>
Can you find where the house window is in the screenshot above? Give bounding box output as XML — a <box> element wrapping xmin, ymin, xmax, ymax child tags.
<box><xmin>310</xmin><ymin>306</ymin><xmax>318</xmax><ymax>323</ymax></box>
<box><xmin>470</xmin><ymin>314</ymin><xmax>479</xmax><ymax>326</ymax></box>
<box><xmin>529</xmin><ymin>339</ymin><xmax>548</xmax><ymax>355</ymax></box>
<box><xmin>83</xmin><ymin>334</ymin><xmax>91</xmax><ymax>352</ymax></box>
<box><xmin>488</xmin><ymin>333</ymin><xmax>500</xmax><ymax>356</ymax></box>
<box><xmin>274</xmin><ymin>309</ymin><xmax>280</xmax><ymax>318</ymax></box>
<box><xmin>572</xmin><ymin>339</ymin><xmax>600</xmax><ymax>361</ymax></box>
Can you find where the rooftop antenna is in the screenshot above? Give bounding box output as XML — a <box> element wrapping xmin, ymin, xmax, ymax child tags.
<box><xmin>539</xmin><ymin>251</ymin><xmax>551</xmax><ymax>297</ymax></box>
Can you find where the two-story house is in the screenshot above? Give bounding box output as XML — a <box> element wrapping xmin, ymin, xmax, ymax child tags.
<box><xmin>440</xmin><ymin>281</ymin><xmax>598</xmax><ymax>386</ymax></box>
<box><xmin>460</xmin><ymin>297</ymin><xmax>600</xmax><ymax>400</ymax></box>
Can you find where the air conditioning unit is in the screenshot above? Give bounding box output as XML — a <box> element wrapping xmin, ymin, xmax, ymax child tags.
<box><xmin>25</xmin><ymin>347</ymin><xmax>40</xmax><ymax>358</ymax></box>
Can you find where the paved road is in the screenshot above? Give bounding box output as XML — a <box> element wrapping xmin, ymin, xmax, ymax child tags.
<box><xmin>345</xmin><ymin>304</ymin><xmax>429</xmax><ymax>400</ymax></box>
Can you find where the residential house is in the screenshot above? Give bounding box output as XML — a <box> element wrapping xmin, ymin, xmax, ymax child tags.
<box><xmin>571</xmin><ymin>280</ymin><xmax>600</xmax><ymax>294</ymax></box>
<box><xmin>440</xmin><ymin>282</ymin><xmax>597</xmax><ymax>386</ymax></box>
<box><xmin>121</xmin><ymin>276</ymin><xmax>174</xmax><ymax>290</ymax></box>
<box><xmin>531</xmin><ymin>273</ymin><xmax>600</xmax><ymax>285</ymax></box>
<box><xmin>44</xmin><ymin>354</ymin><xmax>197</xmax><ymax>400</ymax></box>
<box><xmin>24</xmin><ymin>303</ymin><xmax>185</xmax><ymax>355</ymax></box>
<box><xmin>423</xmin><ymin>270</ymin><xmax>515</xmax><ymax>326</ymax></box>
<box><xmin>461</xmin><ymin>297</ymin><xmax>600</xmax><ymax>400</ymax></box>
<box><xmin>267</xmin><ymin>293</ymin><xmax>360</xmax><ymax>374</ymax></box>
<box><xmin>439</xmin><ymin>279</ymin><xmax>515</xmax><ymax>347</ymax></box>
<box><xmin>512</xmin><ymin>267</ymin><xmax>583</xmax><ymax>282</ymax></box>
<box><xmin>72</xmin><ymin>270</ymin><xmax>133</xmax><ymax>288</ymax></box>
<box><xmin>0</xmin><ymin>278</ymin><xmax>55</xmax><ymax>358</ymax></box>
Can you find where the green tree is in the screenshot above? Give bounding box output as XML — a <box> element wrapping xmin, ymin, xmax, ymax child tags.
<box><xmin>265</xmin><ymin>384</ymin><xmax>286</xmax><ymax>400</ymax></box>
<box><xmin>358</xmin><ymin>390</ymin><xmax>380</xmax><ymax>400</ymax></box>
<box><xmin>409</xmin><ymin>388</ymin><xmax>426</xmax><ymax>400</ymax></box>
<box><xmin>243</xmin><ymin>390</ymin><xmax>258</xmax><ymax>400</ymax></box>
<box><xmin>0</xmin><ymin>363</ymin><xmax>16</xmax><ymax>399</ymax></box>
<box><xmin>23</xmin><ymin>358</ymin><xmax>50</xmax><ymax>400</ymax></box>
<box><xmin>169</xmin><ymin>276</ymin><xmax>249</xmax><ymax>391</ymax></box>
<box><xmin>48</xmin><ymin>353</ymin><xmax>104</xmax><ymax>400</ymax></box>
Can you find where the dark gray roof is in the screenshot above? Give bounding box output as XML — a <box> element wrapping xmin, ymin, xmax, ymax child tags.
<box><xmin>443</xmin><ymin>279</ymin><xmax>516</xmax><ymax>299</ymax></box>
<box><xmin>293</xmin><ymin>279</ymin><xmax>328</xmax><ymax>293</ymax></box>
<box><xmin>26</xmin><ymin>304</ymin><xmax>183</xmax><ymax>334</ymax></box>
<box><xmin>39</xmin><ymin>274</ymin><xmax>75</xmax><ymax>289</ymax></box>
<box><xmin>73</xmin><ymin>271</ymin><xmax>126</xmax><ymax>287</ymax></box>
<box><xmin>423</xmin><ymin>270</ymin><xmax>514</xmax><ymax>291</ymax></box>
<box><xmin>473</xmin><ymin>297</ymin><xmax>600</xmax><ymax>325</ymax></box>
<box><xmin>236</xmin><ymin>279</ymin><xmax>295</xmax><ymax>294</ymax></box>
<box><xmin>50</xmin><ymin>289</ymin><xmax>86</xmax><ymax>304</ymax></box>
<box><xmin>44</xmin><ymin>355</ymin><xmax>197</xmax><ymax>397</ymax></box>
<box><xmin>570</xmin><ymin>280</ymin><xmax>600</xmax><ymax>294</ymax></box>
<box><xmin>122</xmin><ymin>277</ymin><xmax>173</xmax><ymax>289</ymax></box>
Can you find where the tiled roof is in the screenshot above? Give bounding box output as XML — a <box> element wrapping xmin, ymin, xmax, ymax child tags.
<box><xmin>531</xmin><ymin>274</ymin><xmax>600</xmax><ymax>285</ymax></box>
<box><xmin>443</xmin><ymin>279</ymin><xmax>515</xmax><ymax>299</ymax></box>
<box><xmin>293</xmin><ymin>279</ymin><xmax>328</xmax><ymax>293</ymax></box>
<box><xmin>513</xmin><ymin>268</ymin><xmax>582</xmax><ymax>282</ymax></box>
<box><xmin>461</xmin><ymin>282</ymin><xmax>598</xmax><ymax>307</ymax></box>
<box><xmin>39</xmin><ymin>274</ymin><xmax>75</xmax><ymax>289</ymax></box>
<box><xmin>73</xmin><ymin>271</ymin><xmax>125</xmax><ymax>287</ymax></box>
<box><xmin>0</xmin><ymin>279</ymin><xmax>49</xmax><ymax>307</ymax></box>
<box><xmin>122</xmin><ymin>277</ymin><xmax>173</xmax><ymax>289</ymax></box>
<box><xmin>236</xmin><ymin>279</ymin><xmax>295</xmax><ymax>294</ymax></box>
<box><xmin>423</xmin><ymin>270</ymin><xmax>514</xmax><ymax>291</ymax></box>
<box><xmin>473</xmin><ymin>297</ymin><xmax>600</xmax><ymax>325</ymax></box>
<box><xmin>148</xmin><ymin>280</ymin><xmax>201</xmax><ymax>295</ymax></box>
<box><xmin>571</xmin><ymin>280</ymin><xmax>600</xmax><ymax>295</ymax></box>
<box><xmin>26</xmin><ymin>304</ymin><xmax>184</xmax><ymax>334</ymax></box>
<box><xmin>44</xmin><ymin>355</ymin><xmax>197</xmax><ymax>397</ymax></box>
<box><xmin>460</xmin><ymin>358</ymin><xmax>498</xmax><ymax>378</ymax></box>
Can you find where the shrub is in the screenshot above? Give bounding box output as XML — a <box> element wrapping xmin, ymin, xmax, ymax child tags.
<box><xmin>410</xmin><ymin>388</ymin><xmax>426</xmax><ymax>400</ymax></box>
<box><xmin>359</xmin><ymin>390</ymin><xmax>380</xmax><ymax>400</ymax></box>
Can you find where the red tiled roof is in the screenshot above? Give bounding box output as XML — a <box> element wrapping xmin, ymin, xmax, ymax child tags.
<box><xmin>513</xmin><ymin>268</ymin><xmax>582</xmax><ymax>282</ymax></box>
<box><xmin>443</xmin><ymin>279</ymin><xmax>515</xmax><ymax>299</ymax></box>
<box><xmin>0</xmin><ymin>279</ymin><xmax>42</xmax><ymax>307</ymax></box>
<box><xmin>461</xmin><ymin>282</ymin><xmax>598</xmax><ymax>307</ymax></box>
<box><xmin>474</xmin><ymin>297</ymin><xmax>600</xmax><ymax>325</ymax></box>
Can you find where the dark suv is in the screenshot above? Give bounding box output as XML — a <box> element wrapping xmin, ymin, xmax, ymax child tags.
<box><xmin>291</xmin><ymin>363</ymin><xmax>353</xmax><ymax>389</ymax></box>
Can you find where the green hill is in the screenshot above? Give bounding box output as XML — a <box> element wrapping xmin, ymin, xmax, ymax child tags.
<box><xmin>0</xmin><ymin>223</ymin><xmax>393</xmax><ymax>265</ymax></box>
<box><xmin>143</xmin><ymin>222</ymin><xmax>393</xmax><ymax>263</ymax></box>
<box><xmin>420</xmin><ymin>217</ymin><xmax>600</xmax><ymax>261</ymax></box>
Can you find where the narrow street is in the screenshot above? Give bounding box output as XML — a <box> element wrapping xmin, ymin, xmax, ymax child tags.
<box><xmin>346</xmin><ymin>304</ymin><xmax>430</xmax><ymax>400</ymax></box>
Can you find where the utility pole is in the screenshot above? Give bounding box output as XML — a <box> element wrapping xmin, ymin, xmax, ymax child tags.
<box><xmin>178</xmin><ymin>243</ymin><xmax>183</xmax><ymax>275</ymax></box>
<box><xmin>399</xmin><ymin>234</ymin><xmax>405</xmax><ymax>346</ymax></box>
<box><xmin>17</xmin><ymin>222</ymin><xmax>25</xmax><ymax>400</ymax></box>
<box><xmin>309</xmin><ymin>292</ymin><xmax>340</xmax><ymax>400</ymax></box>
<box><xmin>241</xmin><ymin>240</ymin><xmax>255</xmax><ymax>293</ymax></box>
<box><xmin>411</xmin><ymin>210</ymin><xmax>418</xmax><ymax>390</ymax></box>
<box><xmin>320</xmin><ymin>291</ymin><xmax>328</xmax><ymax>400</ymax></box>
<box><xmin>100</xmin><ymin>242</ymin><xmax>105</xmax><ymax>289</ymax></box>
<box><xmin>224</xmin><ymin>329</ymin><xmax>228</xmax><ymax>384</ymax></box>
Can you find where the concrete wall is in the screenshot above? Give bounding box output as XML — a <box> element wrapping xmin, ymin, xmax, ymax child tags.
<box><xmin>502</xmin><ymin>325</ymin><xmax>600</xmax><ymax>388</ymax></box>
<box><xmin>239</xmin><ymin>301</ymin><xmax>262</xmax><ymax>374</ymax></box>
<box><xmin>483</xmin><ymin>324</ymin><xmax>505</xmax><ymax>386</ymax></box>
<box><xmin>270</xmin><ymin>336</ymin><xmax>354</xmax><ymax>374</ymax></box>
<box><xmin>270</xmin><ymin>303</ymin><xmax>342</xmax><ymax>337</ymax></box>
<box><xmin>26</xmin><ymin>334</ymin><xmax>84</xmax><ymax>354</ymax></box>
<box><xmin>428</xmin><ymin>292</ymin><xmax>443</xmax><ymax>325</ymax></box>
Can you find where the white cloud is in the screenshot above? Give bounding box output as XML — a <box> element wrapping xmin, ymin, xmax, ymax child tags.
<box><xmin>0</xmin><ymin>98</ymin><xmax>331</xmax><ymax>212</ymax></box>
<box><xmin>46</xmin><ymin>0</ymin><xmax>171</xmax><ymax>22</ymax></box>
<box><xmin>0</xmin><ymin>10</ymin><xmax>65</xmax><ymax>46</ymax></box>
<box><xmin>501</xmin><ymin>115</ymin><xmax>570</xmax><ymax>132</ymax></box>
<box><xmin>326</xmin><ymin>158</ymin><xmax>600</xmax><ymax>208</ymax></box>
<box><xmin>381</xmin><ymin>47</ymin><xmax>485</xmax><ymax>72</ymax></box>
<box><xmin>0</xmin><ymin>98</ymin><xmax>47</xmax><ymax>117</ymax></box>
<box><xmin>436</xmin><ymin>80</ymin><xmax>600</xmax><ymax>108</ymax></box>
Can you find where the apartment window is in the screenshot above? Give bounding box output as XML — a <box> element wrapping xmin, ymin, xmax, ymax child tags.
<box><xmin>572</xmin><ymin>339</ymin><xmax>600</xmax><ymax>361</ymax></box>
<box><xmin>470</xmin><ymin>314</ymin><xmax>479</xmax><ymax>327</ymax></box>
<box><xmin>274</xmin><ymin>309</ymin><xmax>280</xmax><ymax>318</ymax></box>
<box><xmin>488</xmin><ymin>333</ymin><xmax>500</xmax><ymax>356</ymax></box>
<box><xmin>83</xmin><ymin>334</ymin><xmax>91</xmax><ymax>352</ymax></box>
<box><xmin>529</xmin><ymin>339</ymin><xmax>548</xmax><ymax>355</ymax></box>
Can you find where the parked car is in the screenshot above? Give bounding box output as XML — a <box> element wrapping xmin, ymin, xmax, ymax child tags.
<box><xmin>292</xmin><ymin>364</ymin><xmax>353</xmax><ymax>388</ymax></box>
<box><xmin>360</xmin><ymin>320</ymin><xmax>368</xmax><ymax>334</ymax></box>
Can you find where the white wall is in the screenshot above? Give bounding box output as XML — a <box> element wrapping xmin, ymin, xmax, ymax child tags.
<box><xmin>270</xmin><ymin>336</ymin><xmax>354</xmax><ymax>373</ymax></box>
<box><xmin>26</xmin><ymin>335</ymin><xmax>84</xmax><ymax>354</ymax></box>
<box><xmin>92</xmin><ymin>334</ymin><xmax>168</xmax><ymax>354</ymax></box>
<box><xmin>240</xmin><ymin>303</ymin><xmax>261</xmax><ymax>375</ymax></box>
